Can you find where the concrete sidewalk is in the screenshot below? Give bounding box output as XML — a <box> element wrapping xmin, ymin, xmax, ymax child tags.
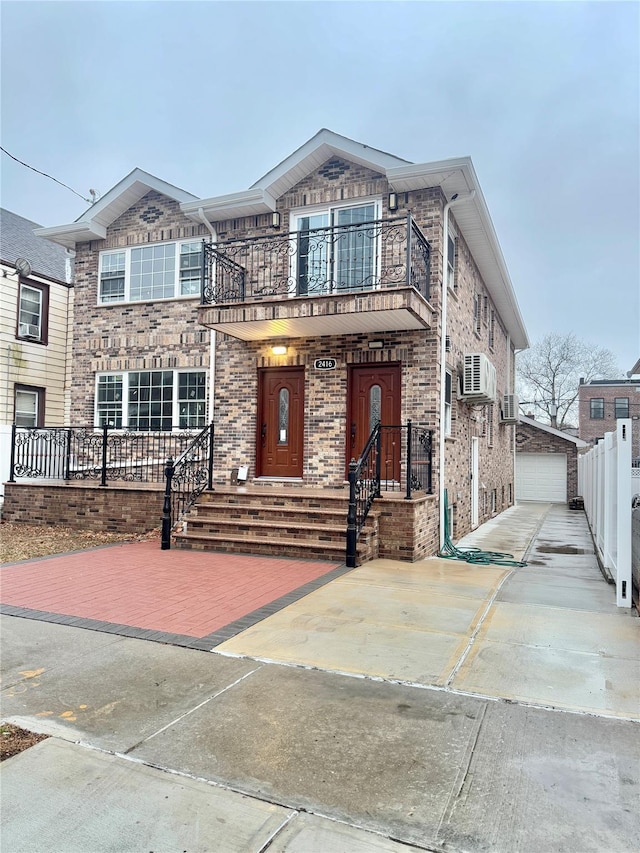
<box><xmin>2</xmin><ymin>503</ymin><xmax>639</xmax><ymax>852</ymax></box>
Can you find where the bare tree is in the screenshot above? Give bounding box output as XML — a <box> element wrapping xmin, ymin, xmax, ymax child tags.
<box><xmin>517</xmin><ymin>333</ymin><xmax>619</xmax><ymax>428</ymax></box>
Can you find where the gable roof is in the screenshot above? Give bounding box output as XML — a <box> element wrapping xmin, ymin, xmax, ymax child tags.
<box><xmin>33</xmin><ymin>130</ymin><xmax>529</xmax><ymax>347</ymax></box>
<box><xmin>0</xmin><ymin>208</ymin><xmax>71</xmax><ymax>282</ymax></box>
<box><xmin>517</xmin><ymin>415</ymin><xmax>588</xmax><ymax>447</ymax></box>
<box><xmin>33</xmin><ymin>169</ymin><xmax>197</xmax><ymax>250</ymax></box>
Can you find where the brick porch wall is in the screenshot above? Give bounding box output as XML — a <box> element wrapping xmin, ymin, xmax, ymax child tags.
<box><xmin>2</xmin><ymin>483</ymin><xmax>163</xmax><ymax>535</ymax></box>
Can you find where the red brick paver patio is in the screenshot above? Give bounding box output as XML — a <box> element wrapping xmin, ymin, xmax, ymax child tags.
<box><xmin>1</xmin><ymin>542</ymin><xmax>341</xmax><ymax>643</ymax></box>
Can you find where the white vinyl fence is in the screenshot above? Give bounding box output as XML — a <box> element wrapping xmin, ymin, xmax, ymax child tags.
<box><xmin>579</xmin><ymin>419</ymin><xmax>632</xmax><ymax>607</ymax></box>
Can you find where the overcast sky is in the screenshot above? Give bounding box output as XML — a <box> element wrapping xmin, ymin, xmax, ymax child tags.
<box><xmin>1</xmin><ymin>1</ymin><xmax>638</xmax><ymax>371</ymax></box>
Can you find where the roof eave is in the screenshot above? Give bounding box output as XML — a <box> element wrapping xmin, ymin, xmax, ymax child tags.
<box><xmin>33</xmin><ymin>222</ymin><xmax>107</xmax><ymax>250</ymax></box>
<box><xmin>182</xmin><ymin>189</ymin><xmax>276</xmax><ymax>223</ymax></box>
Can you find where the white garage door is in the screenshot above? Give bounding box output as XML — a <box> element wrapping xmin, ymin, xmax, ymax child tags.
<box><xmin>516</xmin><ymin>453</ymin><xmax>567</xmax><ymax>502</ymax></box>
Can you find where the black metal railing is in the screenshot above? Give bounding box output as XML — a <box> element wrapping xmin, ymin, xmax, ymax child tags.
<box><xmin>161</xmin><ymin>424</ymin><xmax>215</xmax><ymax>549</ymax></box>
<box><xmin>9</xmin><ymin>425</ymin><xmax>202</xmax><ymax>487</ymax></box>
<box><xmin>346</xmin><ymin>421</ymin><xmax>433</xmax><ymax>568</ymax></box>
<box><xmin>202</xmin><ymin>213</ymin><xmax>431</xmax><ymax>304</ymax></box>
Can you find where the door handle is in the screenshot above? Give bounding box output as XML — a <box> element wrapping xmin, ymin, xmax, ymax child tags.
<box><xmin>261</xmin><ymin>423</ymin><xmax>267</xmax><ymax>447</ymax></box>
<box><xmin>351</xmin><ymin>422</ymin><xmax>357</xmax><ymax>448</ymax></box>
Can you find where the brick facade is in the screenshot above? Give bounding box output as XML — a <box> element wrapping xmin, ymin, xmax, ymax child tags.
<box><xmin>29</xmin><ymin>143</ymin><xmax>522</xmax><ymax>560</ymax></box>
<box><xmin>579</xmin><ymin>380</ymin><xmax>640</xmax><ymax>461</ymax></box>
<box><xmin>70</xmin><ymin>192</ymin><xmax>209</xmax><ymax>423</ymax></box>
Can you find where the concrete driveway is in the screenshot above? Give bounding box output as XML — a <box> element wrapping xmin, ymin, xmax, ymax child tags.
<box><xmin>2</xmin><ymin>502</ymin><xmax>639</xmax><ymax>852</ymax></box>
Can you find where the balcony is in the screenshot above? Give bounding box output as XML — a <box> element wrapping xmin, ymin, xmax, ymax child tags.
<box><xmin>197</xmin><ymin>214</ymin><xmax>433</xmax><ymax>341</ymax></box>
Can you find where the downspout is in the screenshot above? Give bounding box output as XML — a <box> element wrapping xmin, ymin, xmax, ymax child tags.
<box><xmin>197</xmin><ymin>208</ymin><xmax>217</xmax><ymax>425</ymax></box>
<box><xmin>439</xmin><ymin>191</ymin><xmax>476</xmax><ymax>550</ymax></box>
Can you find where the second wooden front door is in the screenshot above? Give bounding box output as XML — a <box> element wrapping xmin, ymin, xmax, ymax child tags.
<box><xmin>257</xmin><ymin>367</ymin><xmax>304</xmax><ymax>478</ymax></box>
<box><xmin>347</xmin><ymin>364</ymin><xmax>401</xmax><ymax>480</ymax></box>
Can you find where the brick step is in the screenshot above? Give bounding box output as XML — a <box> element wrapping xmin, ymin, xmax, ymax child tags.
<box><xmin>173</xmin><ymin>531</ymin><xmax>373</xmax><ymax>563</ymax></box>
<box><xmin>192</xmin><ymin>503</ymin><xmax>359</xmax><ymax>526</ymax></box>
<box><xmin>186</xmin><ymin>515</ymin><xmax>346</xmax><ymax>539</ymax></box>
<box><xmin>197</xmin><ymin>490</ymin><xmax>351</xmax><ymax>512</ymax></box>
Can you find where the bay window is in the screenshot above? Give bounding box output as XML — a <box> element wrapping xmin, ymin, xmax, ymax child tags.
<box><xmin>96</xmin><ymin>370</ymin><xmax>206</xmax><ymax>430</ymax></box>
<box><xmin>99</xmin><ymin>240</ymin><xmax>203</xmax><ymax>304</ymax></box>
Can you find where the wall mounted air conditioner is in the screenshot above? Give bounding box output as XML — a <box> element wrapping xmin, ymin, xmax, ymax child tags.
<box><xmin>19</xmin><ymin>322</ymin><xmax>40</xmax><ymax>339</ymax></box>
<box><xmin>501</xmin><ymin>393</ymin><xmax>518</xmax><ymax>423</ymax></box>
<box><xmin>461</xmin><ymin>353</ymin><xmax>497</xmax><ymax>404</ymax></box>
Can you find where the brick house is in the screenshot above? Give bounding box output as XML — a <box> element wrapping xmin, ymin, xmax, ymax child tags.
<box><xmin>515</xmin><ymin>415</ymin><xmax>587</xmax><ymax>503</ymax></box>
<box><xmin>0</xmin><ymin>209</ymin><xmax>74</xmax><ymax>504</ymax></box>
<box><xmin>578</xmin><ymin>374</ymin><xmax>640</xmax><ymax>462</ymax></box>
<box><xmin>34</xmin><ymin>130</ymin><xmax>528</xmax><ymax>560</ymax></box>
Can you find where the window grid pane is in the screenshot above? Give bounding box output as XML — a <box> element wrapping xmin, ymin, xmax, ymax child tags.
<box><xmin>130</xmin><ymin>245</ymin><xmax>176</xmax><ymax>301</ymax></box>
<box><xmin>15</xmin><ymin>390</ymin><xmax>38</xmax><ymax>427</ymax></box>
<box><xmin>179</xmin><ymin>242</ymin><xmax>202</xmax><ymax>295</ymax></box>
<box><xmin>19</xmin><ymin>285</ymin><xmax>43</xmax><ymax>334</ymax></box>
<box><xmin>97</xmin><ymin>375</ymin><xmax>123</xmax><ymax>428</ymax></box>
<box><xmin>178</xmin><ymin>372</ymin><xmax>206</xmax><ymax>428</ymax></box>
<box><xmin>128</xmin><ymin>371</ymin><xmax>173</xmax><ymax>430</ymax></box>
<box><xmin>590</xmin><ymin>398</ymin><xmax>604</xmax><ymax>419</ymax></box>
<box><xmin>614</xmin><ymin>398</ymin><xmax>629</xmax><ymax>418</ymax></box>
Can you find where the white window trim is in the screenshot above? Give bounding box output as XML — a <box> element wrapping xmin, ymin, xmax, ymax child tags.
<box><xmin>98</xmin><ymin>239</ymin><xmax>203</xmax><ymax>306</ymax></box>
<box><xmin>289</xmin><ymin>197</ymin><xmax>382</xmax><ymax>297</ymax></box>
<box><xmin>18</xmin><ymin>283</ymin><xmax>44</xmax><ymax>340</ymax></box>
<box><xmin>94</xmin><ymin>369</ymin><xmax>208</xmax><ymax>430</ymax></box>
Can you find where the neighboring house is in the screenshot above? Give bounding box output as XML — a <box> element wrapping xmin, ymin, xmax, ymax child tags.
<box><xmin>578</xmin><ymin>371</ymin><xmax>640</xmax><ymax>462</ymax></box>
<box><xmin>34</xmin><ymin>129</ymin><xmax>528</xmax><ymax>558</ymax></box>
<box><xmin>516</xmin><ymin>415</ymin><xmax>587</xmax><ymax>503</ymax></box>
<box><xmin>0</xmin><ymin>209</ymin><xmax>74</xmax><ymax>504</ymax></box>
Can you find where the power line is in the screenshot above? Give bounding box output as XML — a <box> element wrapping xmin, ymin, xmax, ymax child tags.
<box><xmin>1</xmin><ymin>146</ymin><xmax>92</xmax><ymax>203</ymax></box>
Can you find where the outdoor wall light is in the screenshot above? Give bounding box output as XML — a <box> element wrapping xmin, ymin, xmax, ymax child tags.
<box><xmin>271</xmin><ymin>211</ymin><xmax>281</xmax><ymax>228</ymax></box>
<box><xmin>271</xmin><ymin>345</ymin><xmax>287</xmax><ymax>355</ymax></box>
<box><xmin>368</xmin><ymin>340</ymin><xmax>385</xmax><ymax>350</ymax></box>
<box><xmin>388</xmin><ymin>192</ymin><xmax>398</xmax><ymax>211</ymax></box>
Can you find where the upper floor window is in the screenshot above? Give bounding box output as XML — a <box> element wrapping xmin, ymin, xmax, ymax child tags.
<box><xmin>447</xmin><ymin>234</ymin><xmax>456</xmax><ymax>291</ymax></box>
<box><xmin>488</xmin><ymin>310</ymin><xmax>495</xmax><ymax>350</ymax></box>
<box><xmin>17</xmin><ymin>281</ymin><xmax>48</xmax><ymax>343</ymax></box>
<box><xmin>98</xmin><ymin>240</ymin><xmax>202</xmax><ymax>304</ymax></box>
<box><xmin>444</xmin><ymin>370</ymin><xmax>452</xmax><ymax>436</ymax></box>
<box><xmin>293</xmin><ymin>201</ymin><xmax>379</xmax><ymax>295</ymax></box>
<box><xmin>473</xmin><ymin>292</ymin><xmax>481</xmax><ymax>335</ymax></box>
<box><xmin>95</xmin><ymin>370</ymin><xmax>206</xmax><ymax>430</ymax></box>
<box><xmin>590</xmin><ymin>398</ymin><xmax>604</xmax><ymax>419</ymax></box>
<box><xmin>487</xmin><ymin>403</ymin><xmax>494</xmax><ymax>446</ymax></box>
<box><xmin>614</xmin><ymin>397</ymin><xmax>629</xmax><ymax>418</ymax></box>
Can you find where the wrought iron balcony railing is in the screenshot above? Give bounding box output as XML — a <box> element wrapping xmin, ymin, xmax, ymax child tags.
<box><xmin>201</xmin><ymin>213</ymin><xmax>431</xmax><ymax>305</ymax></box>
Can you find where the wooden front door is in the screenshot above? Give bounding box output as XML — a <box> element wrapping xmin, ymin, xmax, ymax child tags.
<box><xmin>257</xmin><ymin>367</ymin><xmax>305</xmax><ymax>478</ymax></box>
<box><xmin>347</xmin><ymin>364</ymin><xmax>401</xmax><ymax>480</ymax></box>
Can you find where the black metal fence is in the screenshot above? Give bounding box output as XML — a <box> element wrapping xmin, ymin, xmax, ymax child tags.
<box><xmin>161</xmin><ymin>424</ymin><xmax>214</xmax><ymax>549</ymax></box>
<box><xmin>346</xmin><ymin>421</ymin><xmax>433</xmax><ymax>567</ymax></box>
<box><xmin>9</xmin><ymin>425</ymin><xmax>202</xmax><ymax>487</ymax></box>
<box><xmin>202</xmin><ymin>213</ymin><xmax>431</xmax><ymax>304</ymax></box>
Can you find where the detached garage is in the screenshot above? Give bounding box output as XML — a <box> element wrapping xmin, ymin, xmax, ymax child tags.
<box><xmin>516</xmin><ymin>416</ymin><xmax>587</xmax><ymax>503</ymax></box>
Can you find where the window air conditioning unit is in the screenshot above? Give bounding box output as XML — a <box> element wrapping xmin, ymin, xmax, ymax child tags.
<box><xmin>461</xmin><ymin>353</ymin><xmax>497</xmax><ymax>403</ymax></box>
<box><xmin>501</xmin><ymin>393</ymin><xmax>518</xmax><ymax>423</ymax></box>
<box><xmin>19</xmin><ymin>322</ymin><xmax>40</xmax><ymax>339</ymax></box>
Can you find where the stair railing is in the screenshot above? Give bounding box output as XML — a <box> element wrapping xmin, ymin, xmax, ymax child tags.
<box><xmin>346</xmin><ymin>420</ymin><xmax>434</xmax><ymax>568</ymax></box>
<box><xmin>346</xmin><ymin>423</ymin><xmax>382</xmax><ymax>568</ymax></box>
<box><xmin>161</xmin><ymin>423</ymin><xmax>215</xmax><ymax>550</ymax></box>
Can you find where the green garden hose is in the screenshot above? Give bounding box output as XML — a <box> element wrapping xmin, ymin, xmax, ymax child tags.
<box><xmin>438</xmin><ymin>490</ymin><xmax>527</xmax><ymax>567</ymax></box>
